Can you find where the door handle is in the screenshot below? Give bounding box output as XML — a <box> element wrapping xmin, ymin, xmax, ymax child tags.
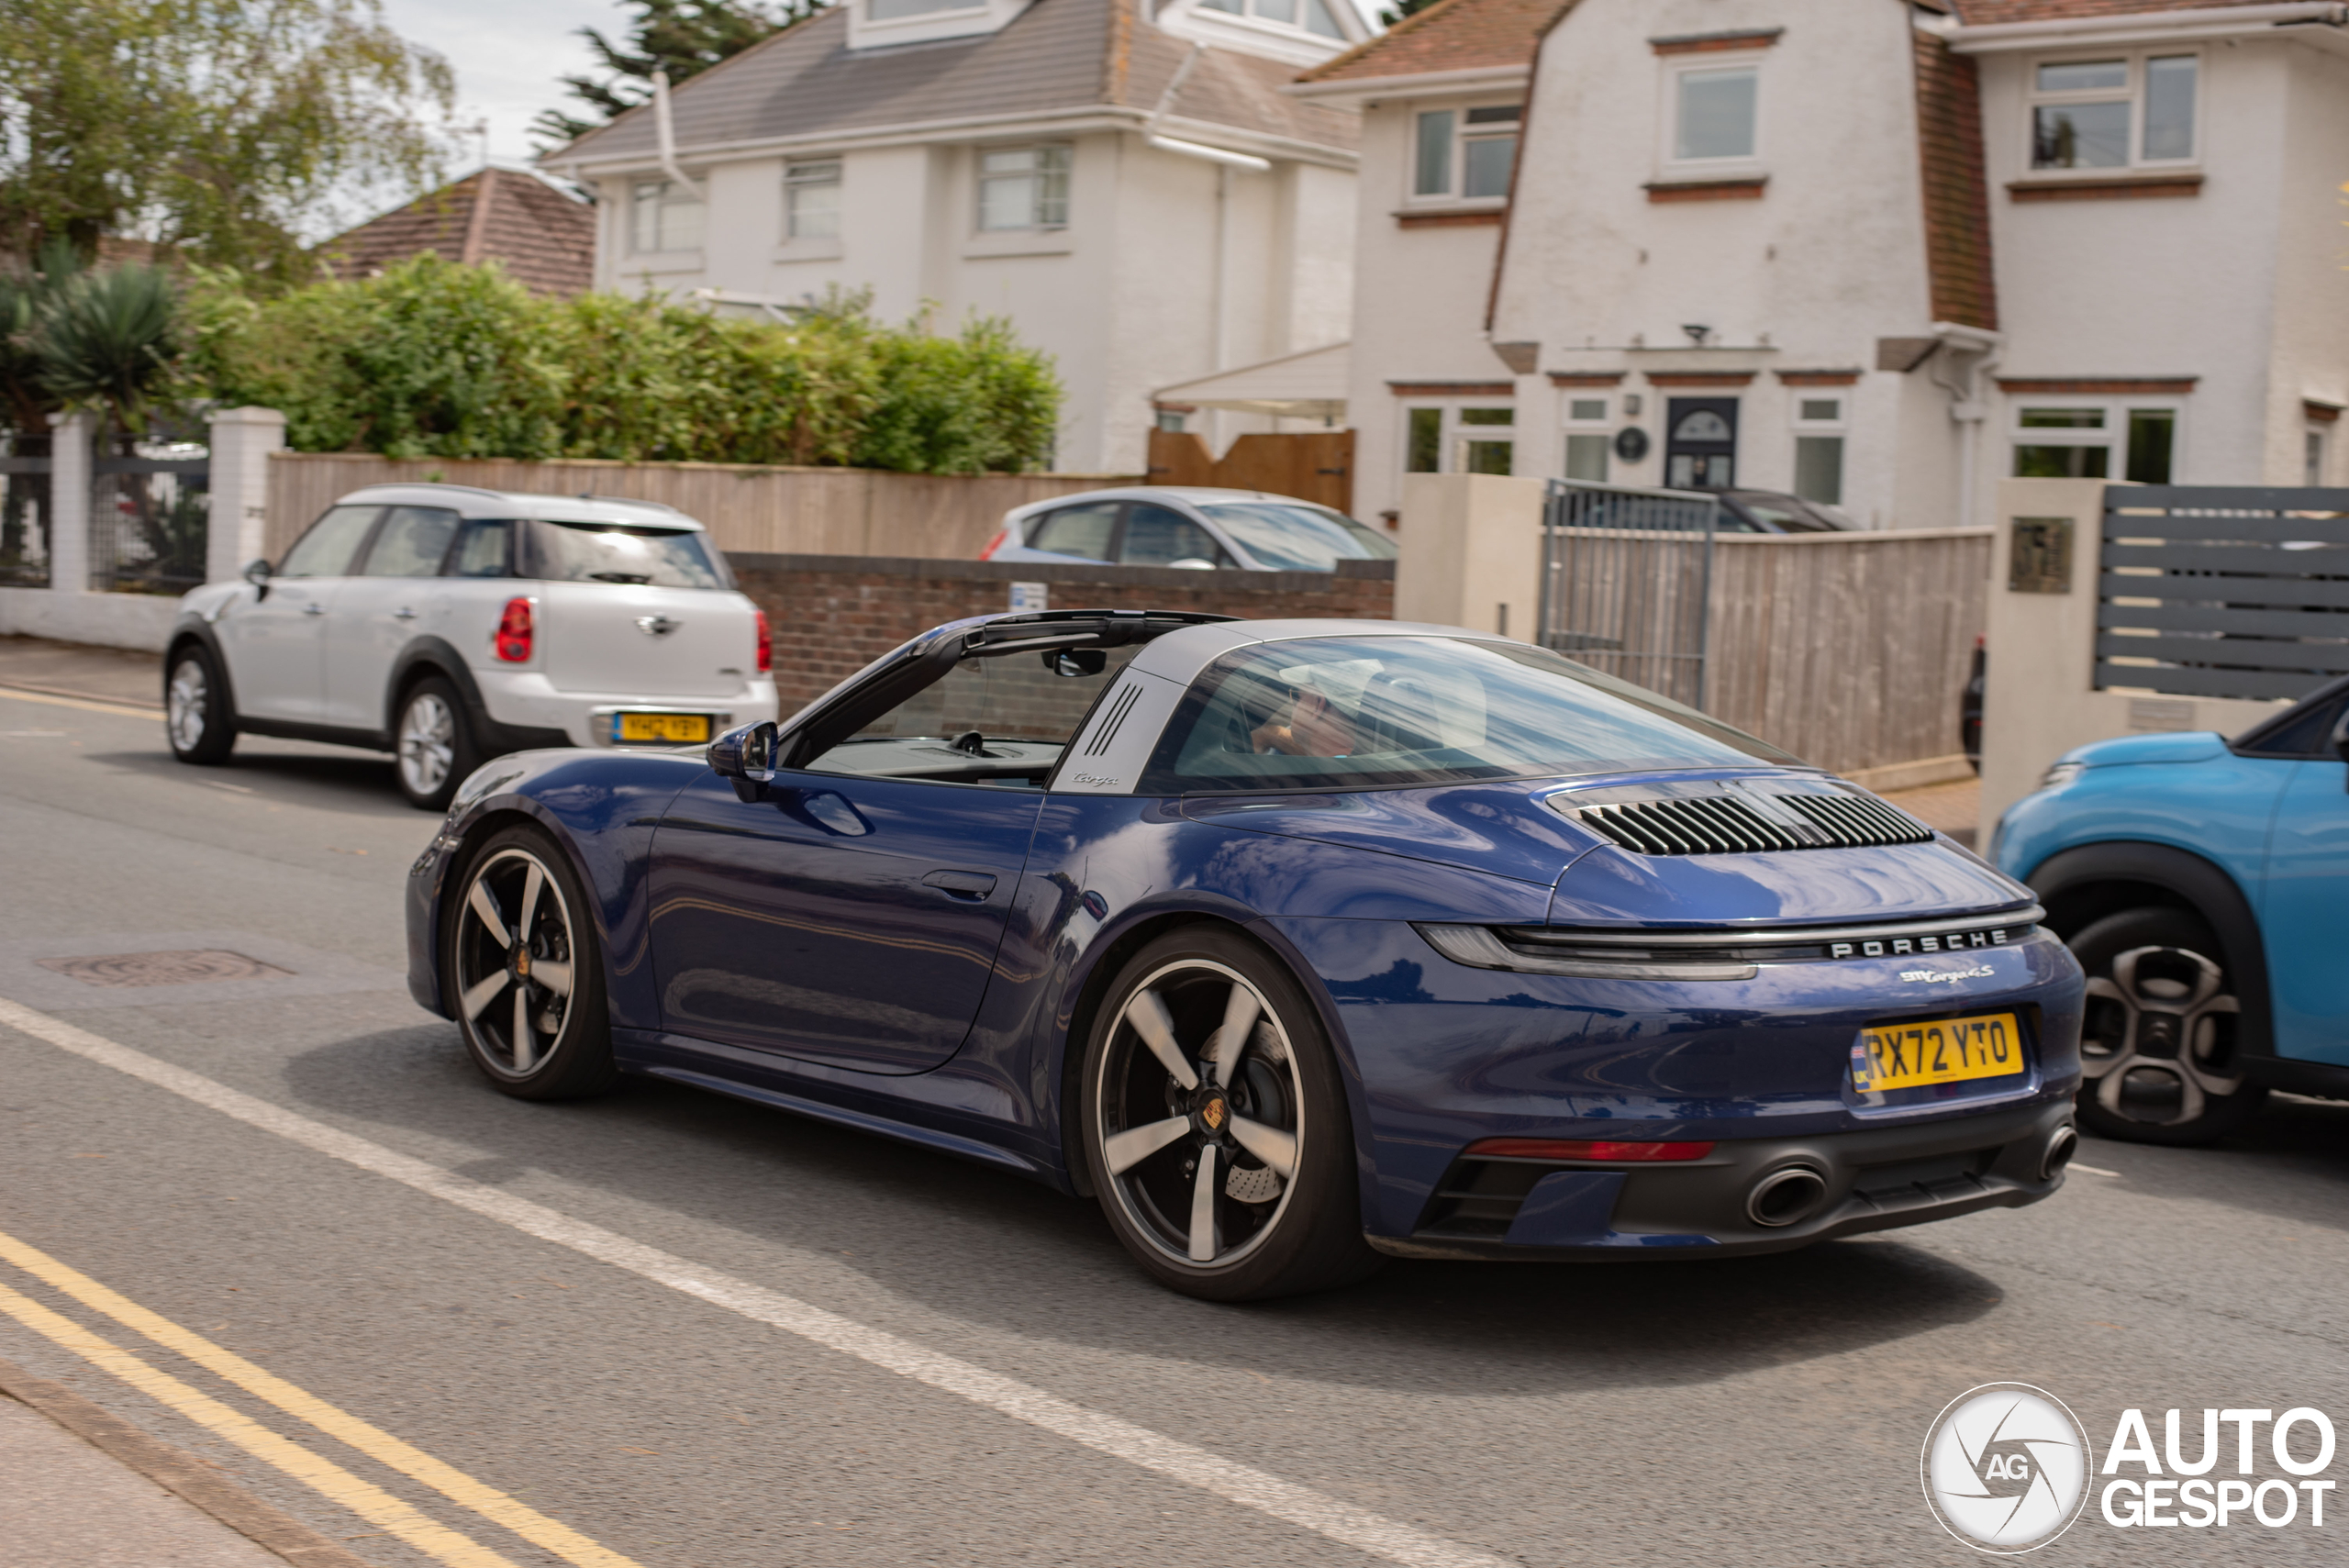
<box><xmin>394</xmin><ymin>606</ymin><xmax>418</xmax><ymax>620</ymax></box>
<box><xmin>301</xmin><ymin>603</ymin><xmax>325</xmax><ymax>616</ymax></box>
<box><xmin>921</xmin><ymin>870</ymin><xmax>996</xmax><ymax>901</ymax></box>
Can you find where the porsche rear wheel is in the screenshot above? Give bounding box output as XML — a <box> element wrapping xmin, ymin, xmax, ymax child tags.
<box><xmin>447</xmin><ymin>828</ymin><xmax>617</xmax><ymax>1100</ymax></box>
<box><xmin>1082</xmin><ymin>929</ymin><xmax>1381</xmax><ymax>1302</ymax></box>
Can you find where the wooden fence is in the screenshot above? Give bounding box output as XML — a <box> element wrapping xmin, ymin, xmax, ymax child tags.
<box><xmin>1705</xmin><ymin>527</ymin><xmax>1990</xmax><ymax>777</ymax></box>
<box><xmin>1145</xmin><ymin>429</ymin><xmax>1354</xmax><ymax>513</ymax></box>
<box><xmin>263</xmin><ymin>452</ymin><xmax>1140</xmax><ymax>562</ymax></box>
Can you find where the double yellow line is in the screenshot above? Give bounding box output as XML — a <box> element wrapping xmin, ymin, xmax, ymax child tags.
<box><xmin>0</xmin><ymin>1227</ymin><xmax>641</xmax><ymax>1568</ymax></box>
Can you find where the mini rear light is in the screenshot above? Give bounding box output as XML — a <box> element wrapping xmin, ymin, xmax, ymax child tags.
<box><xmin>494</xmin><ymin>597</ymin><xmax>534</xmax><ymax>662</ymax></box>
<box><xmin>753</xmin><ymin>609</ymin><xmax>772</xmax><ymax>673</ymax></box>
<box><xmin>1464</xmin><ymin>1138</ymin><xmax>1714</xmax><ymax>1162</ymax></box>
<box><xmin>979</xmin><ymin>528</ymin><xmax>1008</xmax><ymax>561</ymax></box>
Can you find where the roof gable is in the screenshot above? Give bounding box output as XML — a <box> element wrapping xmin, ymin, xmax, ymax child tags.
<box><xmin>320</xmin><ymin>169</ymin><xmax>596</xmax><ymax>297</ymax></box>
<box><xmin>1295</xmin><ymin>0</ymin><xmax>1570</xmax><ymax>86</ymax></box>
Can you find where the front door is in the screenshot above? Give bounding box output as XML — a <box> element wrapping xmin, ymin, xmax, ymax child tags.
<box><xmin>1665</xmin><ymin>398</ymin><xmax>1739</xmax><ymax>490</ymax></box>
<box><xmin>648</xmin><ymin>772</ymin><xmax>1040</xmax><ymax>1073</ymax></box>
<box><xmin>214</xmin><ymin>503</ymin><xmax>381</xmax><ymax>723</ymax></box>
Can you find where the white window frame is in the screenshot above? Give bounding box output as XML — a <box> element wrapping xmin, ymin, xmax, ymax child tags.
<box><xmin>2305</xmin><ymin>423</ymin><xmax>2330</xmax><ymax>487</ymax></box>
<box><xmin>629</xmin><ymin>177</ymin><xmax>705</xmax><ymax>256</ymax></box>
<box><xmin>2025</xmin><ymin>51</ymin><xmax>2200</xmax><ymax>176</ymax></box>
<box><xmin>975</xmin><ymin>144</ymin><xmax>1071</xmax><ymax>233</ymax></box>
<box><xmin>1658</xmin><ymin>57</ymin><xmax>1765</xmax><ymax>176</ymax></box>
<box><xmin>1400</xmin><ymin>403</ymin><xmax>1516</xmax><ymax>475</ymax></box>
<box><xmin>1561</xmin><ymin>395</ymin><xmax>1612</xmax><ymax>483</ymax></box>
<box><xmin>2008</xmin><ymin>399</ymin><xmax>2185</xmax><ymax>484</ymax></box>
<box><xmin>784</xmin><ymin>158</ymin><xmax>842</xmax><ymax>242</ymax></box>
<box><xmin>1407</xmin><ymin>102</ymin><xmax>1524</xmax><ymax>206</ymax></box>
<box><xmin>1193</xmin><ymin>0</ymin><xmax>1348</xmax><ymax>41</ymax></box>
<box><xmin>1788</xmin><ymin>395</ymin><xmax>1848</xmax><ymax>506</ymax></box>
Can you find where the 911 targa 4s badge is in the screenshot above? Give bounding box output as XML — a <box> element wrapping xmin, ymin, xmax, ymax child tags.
<box><xmin>406</xmin><ymin>611</ymin><xmax>2086</xmax><ymax>1301</ymax></box>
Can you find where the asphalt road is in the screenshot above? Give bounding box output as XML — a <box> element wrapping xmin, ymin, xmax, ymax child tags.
<box><xmin>3</xmin><ymin>683</ymin><xmax>2345</xmax><ymax>1568</ymax></box>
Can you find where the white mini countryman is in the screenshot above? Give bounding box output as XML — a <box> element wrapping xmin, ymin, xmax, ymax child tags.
<box><xmin>163</xmin><ymin>484</ymin><xmax>780</xmax><ymax>808</ymax></box>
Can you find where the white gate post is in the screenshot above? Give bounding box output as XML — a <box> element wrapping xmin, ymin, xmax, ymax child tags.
<box><xmin>46</xmin><ymin>410</ymin><xmax>95</xmax><ymax>595</ymax></box>
<box><xmin>206</xmin><ymin>407</ymin><xmax>286</xmax><ymax>583</ymax></box>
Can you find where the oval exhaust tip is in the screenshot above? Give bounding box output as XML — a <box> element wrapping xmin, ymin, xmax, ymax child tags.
<box><xmin>2042</xmin><ymin>1124</ymin><xmax>2079</xmax><ymax>1182</ymax></box>
<box><xmin>1746</xmin><ymin>1164</ymin><xmax>1829</xmax><ymax>1229</ymax></box>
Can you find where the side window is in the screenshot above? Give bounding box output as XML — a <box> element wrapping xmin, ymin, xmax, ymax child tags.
<box><xmin>1027</xmin><ymin>503</ymin><xmax>1119</xmax><ymax>560</ymax></box>
<box><xmin>358</xmin><ymin>506</ymin><xmax>462</xmax><ymax>577</ymax></box>
<box><xmin>276</xmin><ymin>506</ymin><xmax>381</xmax><ymax>579</ymax></box>
<box><xmin>804</xmin><ymin>645</ymin><xmax>1144</xmax><ymax>786</ymax></box>
<box><xmin>447</xmin><ymin>519</ymin><xmax>514</xmax><ymax>578</ymax></box>
<box><xmin>1118</xmin><ymin>505</ymin><xmax>1230</xmax><ymax>568</ymax></box>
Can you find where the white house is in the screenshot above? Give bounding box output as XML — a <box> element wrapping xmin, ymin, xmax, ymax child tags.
<box><xmin>1301</xmin><ymin>0</ymin><xmax>2349</xmax><ymax>529</ymax></box>
<box><xmin>537</xmin><ymin>0</ymin><xmax>1370</xmax><ymax>473</ymax></box>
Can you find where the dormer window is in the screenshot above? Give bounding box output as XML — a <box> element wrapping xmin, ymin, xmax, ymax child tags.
<box><xmin>870</xmin><ymin>0</ymin><xmax>983</xmax><ymax>17</ymax></box>
<box><xmin>1197</xmin><ymin>0</ymin><xmax>1345</xmax><ymax>39</ymax></box>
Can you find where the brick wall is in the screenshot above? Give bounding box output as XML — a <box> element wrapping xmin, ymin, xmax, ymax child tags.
<box><xmin>727</xmin><ymin>552</ymin><xmax>1395</xmax><ymax>712</ymax></box>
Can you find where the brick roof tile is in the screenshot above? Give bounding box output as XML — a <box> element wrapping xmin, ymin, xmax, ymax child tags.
<box><xmin>1296</xmin><ymin>0</ymin><xmax>1569</xmax><ymax>83</ymax></box>
<box><xmin>321</xmin><ymin>170</ymin><xmax>596</xmax><ymax>297</ymax></box>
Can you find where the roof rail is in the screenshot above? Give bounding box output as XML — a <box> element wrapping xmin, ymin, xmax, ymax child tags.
<box><xmin>345</xmin><ymin>480</ymin><xmax>512</xmax><ymax>501</ymax></box>
<box><xmin>573</xmin><ymin>492</ymin><xmax>685</xmax><ymax>513</ymax></box>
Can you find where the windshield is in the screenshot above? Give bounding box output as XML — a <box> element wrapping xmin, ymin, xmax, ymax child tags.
<box><xmin>1731</xmin><ymin>495</ymin><xmax>1843</xmax><ymax>534</ymax></box>
<box><xmin>524</xmin><ymin>521</ymin><xmax>728</xmax><ymax>588</ymax></box>
<box><xmin>1140</xmin><ymin>635</ymin><xmax>1798</xmax><ymax>794</ymax></box>
<box><xmin>1197</xmin><ymin>502</ymin><xmax>1398</xmax><ymax>571</ymax></box>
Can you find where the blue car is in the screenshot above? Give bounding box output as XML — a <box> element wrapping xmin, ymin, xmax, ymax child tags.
<box><xmin>1995</xmin><ymin>674</ymin><xmax>2349</xmax><ymax>1146</ymax></box>
<box><xmin>407</xmin><ymin>611</ymin><xmax>2084</xmax><ymax>1300</ymax></box>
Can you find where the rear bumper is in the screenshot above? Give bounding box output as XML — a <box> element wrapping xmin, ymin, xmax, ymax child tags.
<box><xmin>1375</xmin><ymin>1097</ymin><xmax>2074</xmax><ymax>1260</ymax></box>
<box><xmin>474</xmin><ymin>669</ymin><xmax>779</xmax><ymax>748</ymax></box>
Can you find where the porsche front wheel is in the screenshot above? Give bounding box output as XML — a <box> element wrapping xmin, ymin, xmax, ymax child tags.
<box><xmin>1082</xmin><ymin>929</ymin><xmax>1381</xmax><ymax>1302</ymax></box>
<box><xmin>447</xmin><ymin>828</ymin><xmax>617</xmax><ymax>1100</ymax></box>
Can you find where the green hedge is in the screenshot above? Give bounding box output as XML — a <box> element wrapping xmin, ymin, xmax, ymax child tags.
<box><xmin>183</xmin><ymin>256</ymin><xmax>1063</xmax><ymax>472</ymax></box>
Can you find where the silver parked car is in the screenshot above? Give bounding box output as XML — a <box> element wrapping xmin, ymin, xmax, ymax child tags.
<box><xmin>980</xmin><ymin>486</ymin><xmax>1399</xmax><ymax>572</ymax></box>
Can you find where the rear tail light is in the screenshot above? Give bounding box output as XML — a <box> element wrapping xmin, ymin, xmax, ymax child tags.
<box><xmin>753</xmin><ymin>609</ymin><xmax>771</xmax><ymax>673</ymax></box>
<box><xmin>495</xmin><ymin>597</ymin><xmax>534</xmax><ymax>662</ymax></box>
<box><xmin>1464</xmin><ymin>1138</ymin><xmax>1714</xmax><ymax>1162</ymax></box>
<box><xmin>979</xmin><ymin>528</ymin><xmax>1008</xmax><ymax>561</ymax></box>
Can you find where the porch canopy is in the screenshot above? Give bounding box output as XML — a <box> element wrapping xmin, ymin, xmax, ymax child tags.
<box><xmin>1152</xmin><ymin>341</ymin><xmax>1350</xmax><ymax>421</ymax></box>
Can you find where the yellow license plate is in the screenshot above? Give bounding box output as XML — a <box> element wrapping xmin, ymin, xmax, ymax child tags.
<box><xmin>615</xmin><ymin>713</ymin><xmax>711</xmax><ymax>744</ymax></box>
<box><xmin>1852</xmin><ymin>1012</ymin><xmax>2025</xmax><ymax>1094</ymax></box>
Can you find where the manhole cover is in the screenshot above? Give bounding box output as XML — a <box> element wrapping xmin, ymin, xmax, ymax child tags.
<box><xmin>37</xmin><ymin>950</ymin><xmax>293</xmax><ymax>988</ymax></box>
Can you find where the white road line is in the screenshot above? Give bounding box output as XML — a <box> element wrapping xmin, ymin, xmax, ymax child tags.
<box><xmin>2069</xmin><ymin>1163</ymin><xmax>2121</xmax><ymax>1177</ymax></box>
<box><xmin>0</xmin><ymin>996</ymin><xmax>1509</xmax><ymax>1568</ymax></box>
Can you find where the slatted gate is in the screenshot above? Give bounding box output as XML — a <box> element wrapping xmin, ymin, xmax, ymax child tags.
<box><xmin>2097</xmin><ymin>485</ymin><xmax>2349</xmax><ymax>702</ymax></box>
<box><xmin>1537</xmin><ymin>478</ymin><xmax>1719</xmax><ymax>710</ymax></box>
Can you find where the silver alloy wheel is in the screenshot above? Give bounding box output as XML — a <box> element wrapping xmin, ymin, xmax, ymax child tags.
<box><xmin>398</xmin><ymin>690</ymin><xmax>456</xmax><ymax>797</ymax></box>
<box><xmin>452</xmin><ymin>848</ymin><xmax>577</xmax><ymax>1075</ymax></box>
<box><xmin>1096</xmin><ymin>960</ymin><xmax>1304</xmax><ymax>1268</ymax></box>
<box><xmin>2080</xmin><ymin>943</ymin><xmax>2243</xmax><ymax>1126</ymax></box>
<box><xmin>167</xmin><ymin>657</ymin><xmax>207</xmax><ymax>752</ymax></box>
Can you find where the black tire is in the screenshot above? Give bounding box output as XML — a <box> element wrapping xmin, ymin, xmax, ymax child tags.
<box><xmin>1080</xmin><ymin>927</ymin><xmax>1383</xmax><ymax>1302</ymax></box>
<box><xmin>444</xmin><ymin>826</ymin><xmax>618</xmax><ymax>1101</ymax></box>
<box><xmin>163</xmin><ymin>644</ymin><xmax>237</xmax><ymax>764</ymax></box>
<box><xmin>395</xmin><ymin>675</ymin><xmax>479</xmax><ymax>812</ymax></box>
<box><xmin>2069</xmin><ymin>906</ymin><xmax>2265</xmax><ymax>1146</ymax></box>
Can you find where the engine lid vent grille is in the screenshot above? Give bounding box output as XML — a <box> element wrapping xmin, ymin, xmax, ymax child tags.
<box><xmin>1570</xmin><ymin>792</ymin><xmax>1933</xmax><ymax>856</ymax></box>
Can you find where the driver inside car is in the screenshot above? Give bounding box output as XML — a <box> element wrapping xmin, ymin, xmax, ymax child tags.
<box><xmin>1251</xmin><ymin>685</ymin><xmax>1357</xmax><ymax>757</ymax></box>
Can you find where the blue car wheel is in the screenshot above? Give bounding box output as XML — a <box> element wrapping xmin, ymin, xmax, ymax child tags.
<box><xmin>2072</xmin><ymin>906</ymin><xmax>2265</xmax><ymax>1146</ymax></box>
<box><xmin>1082</xmin><ymin>928</ymin><xmax>1381</xmax><ymax>1301</ymax></box>
<box><xmin>448</xmin><ymin>828</ymin><xmax>618</xmax><ymax>1101</ymax></box>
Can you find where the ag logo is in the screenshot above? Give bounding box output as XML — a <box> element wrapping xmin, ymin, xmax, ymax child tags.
<box><xmin>1921</xmin><ymin>1383</ymin><xmax>2093</xmax><ymax>1553</ymax></box>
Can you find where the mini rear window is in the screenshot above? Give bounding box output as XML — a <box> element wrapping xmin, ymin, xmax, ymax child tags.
<box><xmin>1140</xmin><ymin>635</ymin><xmax>1798</xmax><ymax>794</ymax></box>
<box><xmin>523</xmin><ymin>521</ymin><xmax>727</xmax><ymax>588</ymax></box>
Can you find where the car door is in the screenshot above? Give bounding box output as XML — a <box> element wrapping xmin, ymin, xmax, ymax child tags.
<box><xmin>324</xmin><ymin>505</ymin><xmax>462</xmax><ymax>733</ymax></box>
<box><xmin>1021</xmin><ymin>500</ymin><xmax>1121</xmax><ymax>563</ymax></box>
<box><xmin>213</xmin><ymin>504</ymin><xmax>380</xmax><ymax>722</ymax></box>
<box><xmin>2258</xmin><ymin>707</ymin><xmax>2349</xmax><ymax>1065</ymax></box>
<box><xmin>1117</xmin><ymin>503</ymin><xmax>1235</xmax><ymax>569</ymax></box>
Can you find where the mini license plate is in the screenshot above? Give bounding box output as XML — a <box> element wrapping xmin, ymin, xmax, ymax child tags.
<box><xmin>1851</xmin><ymin>1011</ymin><xmax>2025</xmax><ymax>1094</ymax></box>
<box><xmin>614</xmin><ymin>712</ymin><xmax>711</xmax><ymax>744</ymax></box>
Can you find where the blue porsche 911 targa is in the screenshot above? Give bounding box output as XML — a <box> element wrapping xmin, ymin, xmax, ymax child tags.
<box><xmin>407</xmin><ymin>611</ymin><xmax>2084</xmax><ymax>1299</ymax></box>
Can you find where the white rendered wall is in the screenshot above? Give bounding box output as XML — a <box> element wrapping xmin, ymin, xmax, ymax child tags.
<box><xmin>2266</xmin><ymin>39</ymin><xmax>2349</xmax><ymax>478</ymax></box>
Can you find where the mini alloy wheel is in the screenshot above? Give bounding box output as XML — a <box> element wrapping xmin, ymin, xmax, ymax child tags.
<box><xmin>449</xmin><ymin>834</ymin><xmax>616</xmax><ymax>1099</ymax></box>
<box><xmin>395</xmin><ymin>677</ymin><xmax>477</xmax><ymax>811</ymax></box>
<box><xmin>2070</xmin><ymin>907</ymin><xmax>2264</xmax><ymax>1145</ymax></box>
<box><xmin>1083</xmin><ymin>929</ymin><xmax>1379</xmax><ymax>1300</ymax></box>
<box><xmin>164</xmin><ymin>647</ymin><xmax>236</xmax><ymax>764</ymax></box>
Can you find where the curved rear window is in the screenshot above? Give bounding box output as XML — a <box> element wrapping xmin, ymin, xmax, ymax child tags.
<box><xmin>523</xmin><ymin>520</ymin><xmax>728</xmax><ymax>588</ymax></box>
<box><xmin>1138</xmin><ymin>635</ymin><xmax>1798</xmax><ymax>794</ymax></box>
<box><xmin>1197</xmin><ymin>502</ymin><xmax>1398</xmax><ymax>570</ymax></box>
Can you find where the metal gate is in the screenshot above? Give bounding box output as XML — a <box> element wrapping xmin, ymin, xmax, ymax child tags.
<box><xmin>1537</xmin><ymin>478</ymin><xmax>1719</xmax><ymax>709</ymax></box>
<box><xmin>91</xmin><ymin>440</ymin><xmax>210</xmax><ymax>595</ymax></box>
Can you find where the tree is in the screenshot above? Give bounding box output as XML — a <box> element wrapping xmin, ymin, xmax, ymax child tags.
<box><xmin>533</xmin><ymin>0</ymin><xmax>822</xmax><ymax>146</ymax></box>
<box><xmin>1377</xmin><ymin>0</ymin><xmax>1440</xmax><ymax>25</ymax></box>
<box><xmin>0</xmin><ymin>0</ymin><xmax>457</xmax><ymax>281</ymax></box>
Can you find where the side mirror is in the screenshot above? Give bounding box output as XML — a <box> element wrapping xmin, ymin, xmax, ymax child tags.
<box><xmin>2330</xmin><ymin>710</ymin><xmax>2349</xmax><ymax>769</ymax></box>
<box><xmin>1043</xmin><ymin>648</ymin><xmax>1107</xmax><ymax>678</ymax></box>
<box><xmin>243</xmin><ymin>559</ymin><xmax>273</xmax><ymax>598</ymax></box>
<box><xmin>708</xmin><ymin>719</ymin><xmax>780</xmax><ymax>799</ymax></box>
